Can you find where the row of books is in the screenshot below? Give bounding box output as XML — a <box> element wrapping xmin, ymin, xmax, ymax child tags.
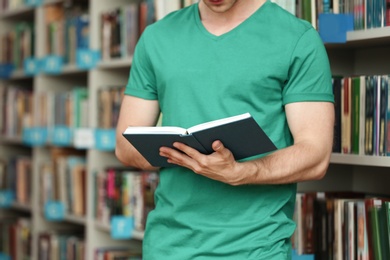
<box><xmin>0</xmin><ymin>22</ymin><xmax>34</xmax><ymax>69</ymax></box>
<box><xmin>326</xmin><ymin>0</ymin><xmax>390</xmax><ymax>30</ymax></box>
<box><xmin>0</xmin><ymin>156</ymin><xmax>32</xmax><ymax>206</ymax></box>
<box><xmin>38</xmin><ymin>230</ymin><xmax>85</xmax><ymax>260</ymax></box>
<box><xmin>40</xmin><ymin>147</ymin><xmax>86</xmax><ymax>217</ymax></box>
<box><xmin>292</xmin><ymin>192</ymin><xmax>390</xmax><ymax>260</ymax></box>
<box><xmin>34</xmin><ymin>86</ymin><xmax>88</xmax><ymax>130</ymax></box>
<box><xmin>274</xmin><ymin>0</ymin><xmax>390</xmax><ymax>31</ymax></box>
<box><xmin>0</xmin><ymin>84</ymin><xmax>121</xmax><ymax>140</ymax></box>
<box><xmin>272</xmin><ymin>0</ymin><xmax>323</xmax><ymax>28</ymax></box>
<box><xmin>332</xmin><ymin>75</ymin><xmax>390</xmax><ymax>156</ymax></box>
<box><xmin>0</xmin><ymin>218</ymin><xmax>31</xmax><ymax>260</ymax></box>
<box><xmin>36</xmin><ymin>85</ymin><xmax>119</xmax><ymax>130</ymax></box>
<box><xmin>0</xmin><ymin>2</ymin><xmax>89</xmax><ymax>69</ymax></box>
<box><xmin>100</xmin><ymin>0</ymin><xmax>200</xmax><ymax>61</ymax></box>
<box><xmin>98</xmin><ymin>86</ymin><xmax>123</xmax><ymax>129</ymax></box>
<box><xmin>44</xmin><ymin>3</ymin><xmax>90</xmax><ymax>64</ymax></box>
<box><xmin>0</xmin><ymin>84</ymin><xmax>88</xmax><ymax>139</ymax></box>
<box><xmin>0</xmin><ymin>85</ymin><xmax>33</xmax><ymax>139</ymax></box>
<box><xmin>0</xmin><ymin>0</ymin><xmax>25</xmax><ymax>12</ymax></box>
<box><xmin>0</xmin><ymin>217</ymin><xmax>143</xmax><ymax>260</ymax></box>
<box><xmin>0</xmin><ymin>84</ymin><xmax>124</xmax><ymax>149</ymax></box>
<box><xmin>101</xmin><ymin>4</ymin><xmax>140</xmax><ymax>61</ymax></box>
<box><xmin>94</xmin><ymin>247</ymin><xmax>141</xmax><ymax>260</ymax></box>
<box><xmin>1</xmin><ymin>0</ymin><xmax>200</xmax><ymax>67</ymax></box>
<box><xmin>94</xmin><ymin>168</ymin><xmax>159</xmax><ymax>233</ymax></box>
<box><xmin>39</xmin><ymin>233</ymin><xmax>142</xmax><ymax>260</ymax></box>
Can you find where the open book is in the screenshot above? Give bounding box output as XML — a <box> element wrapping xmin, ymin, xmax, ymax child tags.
<box><xmin>122</xmin><ymin>113</ymin><xmax>277</xmax><ymax>167</ymax></box>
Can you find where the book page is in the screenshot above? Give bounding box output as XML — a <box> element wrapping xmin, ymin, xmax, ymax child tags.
<box><xmin>187</xmin><ymin>113</ymin><xmax>251</xmax><ymax>134</ymax></box>
<box><xmin>123</xmin><ymin>126</ymin><xmax>187</xmax><ymax>135</ymax></box>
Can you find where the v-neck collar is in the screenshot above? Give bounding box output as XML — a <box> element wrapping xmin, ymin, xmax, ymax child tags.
<box><xmin>194</xmin><ymin>0</ymin><xmax>270</xmax><ymax>41</ymax></box>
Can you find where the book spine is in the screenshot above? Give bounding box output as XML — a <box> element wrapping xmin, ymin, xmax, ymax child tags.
<box><xmin>387</xmin><ymin>76</ymin><xmax>390</xmax><ymax>156</ymax></box>
<box><xmin>379</xmin><ymin>75</ymin><xmax>388</xmax><ymax>156</ymax></box>
<box><xmin>352</xmin><ymin>77</ymin><xmax>361</xmax><ymax>154</ymax></box>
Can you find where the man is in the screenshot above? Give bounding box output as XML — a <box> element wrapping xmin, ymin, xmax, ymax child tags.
<box><xmin>115</xmin><ymin>0</ymin><xmax>334</xmax><ymax>259</ymax></box>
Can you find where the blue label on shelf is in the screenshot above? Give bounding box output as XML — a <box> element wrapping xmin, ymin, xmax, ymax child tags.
<box><xmin>51</xmin><ymin>126</ymin><xmax>73</xmax><ymax>147</ymax></box>
<box><xmin>24</xmin><ymin>58</ymin><xmax>41</xmax><ymax>75</ymax></box>
<box><xmin>44</xmin><ymin>201</ymin><xmax>65</xmax><ymax>221</ymax></box>
<box><xmin>24</xmin><ymin>0</ymin><xmax>43</xmax><ymax>6</ymax></box>
<box><xmin>76</xmin><ymin>49</ymin><xmax>101</xmax><ymax>69</ymax></box>
<box><xmin>0</xmin><ymin>190</ymin><xmax>15</xmax><ymax>208</ymax></box>
<box><xmin>41</xmin><ymin>55</ymin><xmax>64</xmax><ymax>74</ymax></box>
<box><xmin>318</xmin><ymin>13</ymin><xmax>354</xmax><ymax>43</ymax></box>
<box><xmin>111</xmin><ymin>216</ymin><xmax>134</xmax><ymax>240</ymax></box>
<box><xmin>292</xmin><ymin>250</ymin><xmax>315</xmax><ymax>260</ymax></box>
<box><xmin>0</xmin><ymin>63</ymin><xmax>14</xmax><ymax>79</ymax></box>
<box><xmin>0</xmin><ymin>253</ymin><xmax>11</xmax><ymax>260</ymax></box>
<box><xmin>95</xmin><ymin>128</ymin><xmax>116</xmax><ymax>151</ymax></box>
<box><xmin>22</xmin><ymin>127</ymin><xmax>48</xmax><ymax>146</ymax></box>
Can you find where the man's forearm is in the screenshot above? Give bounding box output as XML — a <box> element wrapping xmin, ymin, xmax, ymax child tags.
<box><xmin>238</xmin><ymin>141</ymin><xmax>331</xmax><ymax>185</ymax></box>
<box><xmin>115</xmin><ymin>137</ymin><xmax>159</xmax><ymax>171</ymax></box>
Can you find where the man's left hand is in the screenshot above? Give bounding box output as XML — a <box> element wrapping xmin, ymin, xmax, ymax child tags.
<box><xmin>159</xmin><ymin>140</ymin><xmax>245</xmax><ymax>185</ymax></box>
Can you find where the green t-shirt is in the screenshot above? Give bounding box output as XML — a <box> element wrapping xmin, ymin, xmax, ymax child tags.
<box><xmin>125</xmin><ymin>1</ymin><xmax>334</xmax><ymax>259</ymax></box>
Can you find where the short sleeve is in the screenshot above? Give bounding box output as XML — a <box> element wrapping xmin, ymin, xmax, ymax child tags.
<box><xmin>124</xmin><ymin>29</ymin><xmax>158</xmax><ymax>100</ymax></box>
<box><xmin>282</xmin><ymin>27</ymin><xmax>334</xmax><ymax>105</ymax></box>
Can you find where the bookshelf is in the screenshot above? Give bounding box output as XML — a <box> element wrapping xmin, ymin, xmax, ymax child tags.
<box><xmin>271</xmin><ymin>2</ymin><xmax>390</xmax><ymax>259</ymax></box>
<box><xmin>1</xmin><ymin>0</ymin><xmax>390</xmax><ymax>259</ymax></box>
<box><xmin>0</xmin><ymin>0</ymin><xmax>163</xmax><ymax>259</ymax></box>
<box><xmin>295</xmin><ymin>25</ymin><xmax>390</xmax><ymax>258</ymax></box>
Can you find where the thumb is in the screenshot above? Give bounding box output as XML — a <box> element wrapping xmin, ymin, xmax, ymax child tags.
<box><xmin>212</xmin><ymin>140</ymin><xmax>224</xmax><ymax>152</ymax></box>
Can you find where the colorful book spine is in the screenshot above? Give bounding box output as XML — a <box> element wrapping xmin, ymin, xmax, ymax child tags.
<box><xmin>379</xmin><ymin>76</ymin><xmax>388</xmax><ymax>156</ymax></box>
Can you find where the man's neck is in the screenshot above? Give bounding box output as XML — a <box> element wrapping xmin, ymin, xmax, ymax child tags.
<box><xmin>198</xmin><ymin>0</ymin><xmax>266</xmax><ymax>36</ymax></box>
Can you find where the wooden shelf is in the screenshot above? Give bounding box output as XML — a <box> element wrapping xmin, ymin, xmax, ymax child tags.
<box><xmin>0</xmin><ymin>5</ymin><xmax>34</xmax><ymax>19</ymax></box>
<box><xmin>11</xmin><ymin>202</ymin><xmax>32</xmax><ymax>213</ymax></box>
<box><xmin>64</xmin><ymin>214</ymin><xmax>87</xmax><ymax>225</ymax></box>
<box><xmin>326</xmin><ymin>26</ymin><xmax>390</xmax><ymax>49</ymax></box>
<box><xmin>330</xmin><ymin>153</ymin><xmax>390</xmax><ymax>168</ymax></box>
<box><xmin>97</xmin><ymin>57</ymin><xmax>133</xmax><ymax>69</ymax></box>
<box><xmin>95</xmin><ymin>221</ymin><xmax>144</xmax><ymax>240</ymax></box>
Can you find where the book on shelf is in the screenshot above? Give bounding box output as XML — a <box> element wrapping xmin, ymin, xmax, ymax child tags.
<box><xmin>98</xmin><ymin>86</ymin><xmax>124</xmax><ymax>129</ymax></box>
<box><xmin>342</xmin><ymin>77</ymin><xmax>352</xmax><ymax>154</ymax></box>
<box><xmin>38</xmin><ymin>230</ymin><xmax>84</xmax><ymax>260</ymax></box>
<box><xmin>291</xmin><ymin>191</ymin><xmax>370</xmax><ymax>258</ymax></box>
<box><xmin>332</xmin><ymin>76</ymin><xmax>342</xmax><ymax>153</ymax></box>
<box><xmin>94</xmin><ymin>247</ymin><xmax>142</xmax><ymax>260</ymax></box>
<box><xmin>94</xmin><ymin>168</ymin><xmax>158</xmax><ymax>232</ymax></box>
<box><xmin>378</xmin><ymin>76</ymin><xmax>388</xmax><ymax>156</ymax></box>
<box><xmin>332</xmin><ymin>74</ymin><xmax>390</xmax><ymax>157</ymax></box>
<box><xmin>387</xmin><ymin>76</ymin><xmax>390</xmax><ymax>156</ymax></box>
<box><xmin>122</xmin><ymin>113</ymin><xmax>277</xmax><ymax>167</ymax></box>
<box><xmin>0</xmin><ymin>218</ymin><xmax>32</xmax><ymax>260</ymax></box>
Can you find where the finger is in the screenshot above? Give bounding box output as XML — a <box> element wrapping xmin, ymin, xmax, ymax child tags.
<box><xmin>173</xmin><ymin>142</ymin><xmax>203</xmax><ymax>159</ymax></box>
<box><xmin>159</xmin><ymin>144</ymin><xmax>197</xmax><ymax>164</ymax></box>
<box><xmin>213</xmin><ymin>140</ymin><xmax>230</xmax><ymax>156</ymax></box>
<box><xmin>212</xmin><ymin>140</ymin><xmax>234</xmax><ymax>161</ymax></box>
<box><xmin>212</xmin><ymin>140</ymin><xmax>223</xmax><ymax>152</ymax></box>
<box><xmin>159</xmin><ymin>145</ymin><xmax>185</xmax><ymax>160</ymax></box>
<box><xmin>171</xmin><ymin>142</ymin><xmax>210</xmax><ymax>172</ymax></box>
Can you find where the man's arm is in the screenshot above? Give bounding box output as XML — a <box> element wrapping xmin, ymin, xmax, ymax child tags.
<box><xmin>159</xmin><ymin>101</ymin><xmax>335</xmax><ymax>185</ymax></box>
<box><xmin>115</xmin><ymin>95</ymin><xmax>161</xmax><ymax>170</ymax></box>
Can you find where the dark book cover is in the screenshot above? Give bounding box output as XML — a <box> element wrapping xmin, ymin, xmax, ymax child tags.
<box><xmin>384</xmin><ymin>201</ymin><xmax>390</xmax><ymax>256</ymax></box>
<box><xmin>379</xmin><ymin>201</ymin><xmax>390</xmax><ymax>260</ymax></box>
<box><xmin>314</xmin><ymin>197</ymin><xmax>328</xmax><ymax>260</ymax></box>
<box><xmin>378</xmin><ymin>76</ymin><xmax>388</xmax><ymax>156</ymax></box>
<box><xmin>122</xmin><ymin>113</ymin><xmax>277</xmax><ymax>167</ymax></box>
<box><xmin>332</xmin><ymin>77</ymin><xmax>342</xmax><ymax>153</ymax></box>
<box><xmin>351</xmin><ymin>77</ymin><xmax>361</xmax><ymax>154</ymax></box>
<box><xmin>365</xmin><ymin>76</ymin><xmax>375</xmax><ymax>155</ymax></box>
